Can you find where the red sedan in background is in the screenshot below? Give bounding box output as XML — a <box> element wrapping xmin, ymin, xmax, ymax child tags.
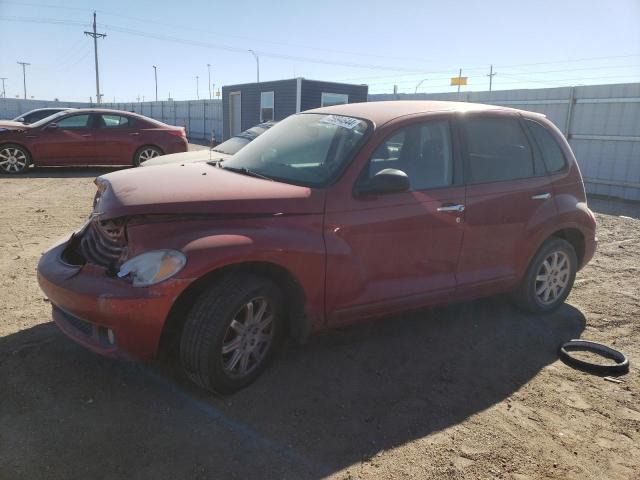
<box><xmin>0</xmin><ymin>109</ymin><xmax>188</xmax><ymax>174</ymax></box>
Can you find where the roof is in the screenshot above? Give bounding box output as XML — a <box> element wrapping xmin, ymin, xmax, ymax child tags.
<box><xmin>306</xmin><ymin>100</ymin><xmax>540</xmax><ymax>126</ymax></box>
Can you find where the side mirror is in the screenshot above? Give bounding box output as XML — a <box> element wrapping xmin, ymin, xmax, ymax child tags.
<box><xmin>355</xmin><ymin>168</ymin><xmax>410</xmax><ymax>196</ymax></box>
<box><xmin>45</xmin><ymin>123</ymin><xmax>59</xmax><ymax>131</ymax></box>
<box><xmin>16</xmin><ymin>117</ymin><xmax>25</xmax><ymax>123</ymax></box>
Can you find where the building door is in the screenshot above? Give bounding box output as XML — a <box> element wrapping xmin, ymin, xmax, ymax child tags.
<box><xmin>229</xmin><ymin>92</ymin><xmax>242</xmax><ymax>137</ymax></box>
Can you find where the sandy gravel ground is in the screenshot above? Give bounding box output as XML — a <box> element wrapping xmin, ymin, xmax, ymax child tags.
<box><xmin>0</xmin><ymin>167</ymin><xmax>638</xmax><ymax>480</ymax></box>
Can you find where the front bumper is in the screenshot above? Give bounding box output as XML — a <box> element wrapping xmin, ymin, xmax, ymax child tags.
<box><xmin>37</xmin><ymin>241</ymin><xmax>186</xmax><ymax>359</ymax></box>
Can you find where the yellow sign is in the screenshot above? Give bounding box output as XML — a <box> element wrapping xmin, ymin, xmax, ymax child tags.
<box><xmin>450</xmin><ymin>77</ymin><xmax>468</xmax><ymax>86</ymax></box>
<box><xmin>215</xmin><ymin>90</ymin><xmax>221</xmax><ymax>97</ymax></box>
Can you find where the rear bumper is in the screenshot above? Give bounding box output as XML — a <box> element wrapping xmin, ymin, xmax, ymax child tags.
<box><xmin>37</xmin><ymin>241</ymin><xmax>183</xmax><ymax>359</ymax></box>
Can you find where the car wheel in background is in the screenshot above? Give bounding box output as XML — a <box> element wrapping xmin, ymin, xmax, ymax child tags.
<box><xmin>133</xmin><ymin>146</ymin><xmax>163</xmax><ymax>167</ymax></box>
<box><xmin>512</xmin><ymin>237</ymin><xmax>577</xmax><ymax>313</ymax></box>
<box><xmin>180</xmin><ymin>273</ymin><xmax>285</xmax><ymax>394</ymax></box>
<box><xmin>0</xmin><ymin>144</ymin><xmax>30</xmax><ymax>174</ymax></box>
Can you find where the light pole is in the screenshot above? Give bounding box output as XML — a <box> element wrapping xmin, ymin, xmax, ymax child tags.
<box><xmin>153</xmin><ymin>65</ymin><xmax>158</xmax><ymax>101</ymax></box>
<box><xmin>248</xmin><ymin>50</ymin><xmax>260</xmax><ymax>83</ymax></box>
<box><xmin>414</xmin><ymin>78</ymin><xmax>428</xmax><ymax>94</ymax></box>
<box><xmin>0</xmin><ymin>78</ymin><xmax>6</xmax><ymax>98</ymax></box>
<box><xmin>17</xmin><ymin>62</ymin><xmax>30</xmax><ymax>99</ymax></box>
<box><xmin>196</xmin><ymin>75</ymin><xmax>199</xmax><ymax>100</ymax></box>
<box><xmin>207</xmin><ymin>63</ymin><xmax>212</xmax><ymax>100</ymax></box>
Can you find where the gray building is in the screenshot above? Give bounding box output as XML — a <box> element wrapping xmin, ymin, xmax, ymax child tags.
<box><xmin>221</xmin><ymin>78</ymin><xmax>368</xmax><ymax>139</ymax></box>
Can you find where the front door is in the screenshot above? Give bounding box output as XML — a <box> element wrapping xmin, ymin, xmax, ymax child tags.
<box><xmin>454</xmin><ymin>113</ymin><xmax>556</xmax><ymax>299</ymax></box>
<box><xmin>35</xmin><ymin>113</ymin><xmax>96</xmax><ymax>165</ymax></box>
<box><xmin>324</xmin><ymin>117</ymin><xmax>465</xmax><ymax>324</ymax></box>
<box><xmin>229</xmin><ymin>92</ymin><xmax>242</xmax><ymax>137</ymax></box>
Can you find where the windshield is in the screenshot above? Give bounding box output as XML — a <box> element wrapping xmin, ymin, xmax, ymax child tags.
<box><xmin>29</xmin><ymin>110</ymin><xmax>73</xmax><ymax>128</ymax></box>
<box><xmin>213</xmin><ymin>125</ymin><xmax>270</xmax><ymax>155</ymax></box>
<box><xmin>222</xmin><ymin>113</ymin><xmax>370</xmax><ymax>187</ymax></box>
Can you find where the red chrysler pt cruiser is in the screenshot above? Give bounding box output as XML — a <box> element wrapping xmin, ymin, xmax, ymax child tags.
<box><xmin>37</xmin><ymin>101</ymin><xmax>597</xmax><ymax>393</ymax></box>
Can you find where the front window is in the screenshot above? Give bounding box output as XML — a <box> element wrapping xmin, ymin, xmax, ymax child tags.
<box><xmin>260</xmin><ymin>91</ymin><xmax>274</xmax><ymax>122</ymax></box>
<box><xmin>321</xmin><ymin>92</ymin><xmax>348</xmax><ymax>107</ymax></box>
<box><xmin>221</xmin><ymin>113</ymin><xmax>370</xmax><ymax>187</ymax></box>
<box><xmin>56</xmin><ymin>114</ymin><xmax>91</xmax><ymax>129</ymax></box>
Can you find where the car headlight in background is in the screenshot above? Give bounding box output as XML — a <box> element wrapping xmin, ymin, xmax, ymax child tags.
<box><xmin>117</xmin><ymin>250</ymin><xmax>186</xmax><ymax>287</ymax></box>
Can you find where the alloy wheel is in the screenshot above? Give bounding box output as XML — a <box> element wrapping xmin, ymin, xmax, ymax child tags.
<box><xmin>0</xmin><ymin>147</ymin><xmax>28</xmax><ymax>173</ymax></box>
<box><xmin>138</xmin><ymin>148</ymin><xmax>160</xmax><ymax>162</ymax></box>
<box><xmin>221</xmin><ymin>296</ymin><xmax>275</xmax><ymax>377</ymax></box>
<box><xmin>535</xmin><ymin>250</ymin><xmax>571</xmax><ymax>305</ymax></box>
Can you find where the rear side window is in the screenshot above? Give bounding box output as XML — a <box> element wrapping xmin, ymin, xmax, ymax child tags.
<box><xmin>462</xmin><ymin>116</ymin><xmax>534</xmax><ymax>183</ymax></box>
<box><xmin>100</xmin><ymin>115</ymin><xmax>131</xmax><ymax>128</ymax></box>
<box><xmin>525</xmin><ymin>119</ymin><xmax>567</xmax><ymax>173</ymax></box>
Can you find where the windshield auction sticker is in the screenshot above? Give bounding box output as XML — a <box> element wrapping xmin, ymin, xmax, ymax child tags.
<box><xmin>319</xmin><ymin>115</ymin><xmax>361</xmax><ymax>130</ymax></box>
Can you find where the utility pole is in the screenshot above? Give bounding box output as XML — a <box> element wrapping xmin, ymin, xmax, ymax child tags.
<box><xmin>487</xmin><ymin>64</ymin><xmax>497</xmax><ymax>92</ymax></box>
<box><xmin>17</xmin><ymin>62</ymin><xmax>30</xmax><ymax>99</ymax></box>
<box><xmin>248</xmin><ymin>50</ymin><xmax>260</xmax><ymax>83</ymax></box>
<box><xmin>0</xmin><ymin>78</ymin><xmax>6</xmax><ymax>98</ymax></box>
<box><xmin>196</xmin><ymin>76</ymin><xmax>199</xmax><ymax>99</ymax></box>
<box><xmin>84</xmin><ymin>11</ymin><xmax>106</xmax><ymax>105</ymax></box>
<box><xmin>457</xmin><ymin>68</ymin><xmax>462</xmax><ymax>94</ymax></box>
<box><xmin>153</xmin><ymin>65</ymin><xmax>158</xmax><ymax>101</ymax></box>
<box><xmin>207</xmin><ymin>64</ymin><xmax>212</xmax><ymax>100</ymax></box>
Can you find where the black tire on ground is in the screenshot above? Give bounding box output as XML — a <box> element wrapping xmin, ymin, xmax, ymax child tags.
<box><xmin>179</xmin><ymin>272</ymin><xmax>285</xmax><ymax>394</ymax></box>
<box><xmin>133</xmin><ymin>145</ymin><xmax>163</xmax><ymax>167</ymax></box>
<box><xmin>512</xmin><ymin>237</ymin><xmax>577</xmax><ymax>313</ymax></box>
<box><xmin>0</xmin><ymin>143</ymin><xmax>31</xmax><ymax>174</ymax></box>
<box><xmin>559</xmin><ymin>339</ymin><xmax>629</xmax><ymax>375</ymax></box>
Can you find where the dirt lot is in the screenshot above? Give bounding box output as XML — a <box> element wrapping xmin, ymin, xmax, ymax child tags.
<box><xmin>0</xmin><ymin>168</ymin><xmax>638</xmax><ymax>480</ymax></box>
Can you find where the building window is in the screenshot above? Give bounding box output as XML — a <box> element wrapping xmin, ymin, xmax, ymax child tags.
<box><xmin>321</xmin><ymin>92</ymin><xmax>349</xmax><ymax>107</ymax></box>
<box><xmin>260</xmin><ymin>91</ymin><xmax>274</xmax><ymax>122</ymax></box>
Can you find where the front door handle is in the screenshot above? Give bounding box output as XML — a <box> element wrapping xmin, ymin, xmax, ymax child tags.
<box><xmin>130</xmin><ymin>132</ymin><xmax>140</xmax><ymax>136</ymax></box>
<box><xmin>531</xmin><ymin>193</ymin><xmax>551</xmax><ymax>200</ymax></box>
<box><xmin>437</xmin><ymin>204</ymin><xmax>465</xmax><ymax>213</ymax></box>
<box><xmin>81</xmin><ymin>134</ymin><xmax>92</xmax><ymax>137</ymax></box>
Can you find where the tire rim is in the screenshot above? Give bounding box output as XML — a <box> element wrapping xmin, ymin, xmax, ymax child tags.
<box><xmin>138</xmin><ymin>148</ymin><xmax>159</xmax><ymax>162</ymax></box>
<box><xmin>221</xmin><ymin>296</ymin><xmax>274</xmax><ymax>377</ymax></box>
<box><xmin>0</xmin><ymin>147</ymin><xmax>27</xmax><ymax>173</ymax></box>
<box><xmin>535</xmin><ymin>250</ymin><xmax>571</xmax><ymax>305</ymax></box>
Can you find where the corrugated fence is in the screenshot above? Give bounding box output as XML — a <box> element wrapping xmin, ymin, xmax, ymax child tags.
<box><xmin>1</xmin><ymin>83</ymin><xmax>639</xmax><ymax>200</ymax></box>
<box><xmin>370</xmin><ymin>82</ymin><xmax>640</xmax><ymax>201</ymax></box>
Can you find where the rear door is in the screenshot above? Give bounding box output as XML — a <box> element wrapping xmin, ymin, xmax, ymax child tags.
<box><xmin>454</xmin><ymin>112</ymin><xmax>556</xmax><ymax>299</ymax></box>
<box><xmin>34</xmin><ymin>113</ymin><xmax>96</xmax><ymax>165</ymax></box>
<box><xmin>324</xmin><ymin>116</ymin><xmax>466</xmax><ymax>323</ymax></box>
<box><xmin>93</xmin><ymin>114</ymin><xmax>138</xmax><ymax>165</ymax></box>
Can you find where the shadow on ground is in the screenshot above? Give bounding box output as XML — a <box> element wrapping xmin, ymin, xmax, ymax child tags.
<box><xmin>588</xmin><ymin>196</ymin><xmax>640</xmax><ymax>220</ymax></box>
<box><xmin>0</xmin><ymin>166</ymin><xmax>124</xmax><ymax>179</ymax></box>
<box><xmin>0</xmin><ymin>298</ymin><xmax>585</xmax><ymax>479</ymax></box>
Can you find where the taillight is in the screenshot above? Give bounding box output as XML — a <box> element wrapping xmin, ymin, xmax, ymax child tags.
<box><xmin>168</xmin><ymin>128</ymin><xmax>187</xmax><ymax>138</ymax></box>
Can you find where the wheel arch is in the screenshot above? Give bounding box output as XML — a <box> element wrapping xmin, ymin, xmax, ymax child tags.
<box><xmin>159</xmin><ymin>261</ymin><xmax>308</xmax><ymax>355</ymax></box>
<box><xmin>550</xmin><ymin>227</ymin><xmax>585</xmax><ymax>268</ymax></box>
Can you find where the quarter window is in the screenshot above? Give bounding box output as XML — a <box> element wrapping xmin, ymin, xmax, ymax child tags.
<box><xmin>56</xmin><ymin>114</ymin><xmax>90</xmax><ymax>129</ymax></box>
<box><xmin>363</xmin><ymin>120</ymin><xmax>453</xmax><ymax>191</ymax></box>
<box><xmin>100</xmin><ymin>115</ymin><xmax>130</xmax><ymax>128</ymax></box>
<box><xmin>260</xmin><ymin>91</ymin><xmax>274</xmax><ymax>122</ymax></box>
<box><xmin>321</xmin><ymin>92</ymin><xmax>348</xmax><ymax>107</ymax></box>
<box><xmin>462</xmin><ymin>117</ymin><xmax>534</xmax><ymax>183</ymax></box>
<box><xmin>525</xmin><ymin>119</ymin><xmax>566</xmax><ymax>173</ymax></box>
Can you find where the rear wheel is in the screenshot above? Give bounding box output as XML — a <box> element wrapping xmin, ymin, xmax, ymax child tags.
<box><xmin>133</xmin><ymin>146</ymin><xmax>162</xmax><ymax>166</ymax></box>
<box><xmin>512</xmin><ymin>238</ymin><xmax>577</xmax><ymax>313</ymax></box>
<box><xmin>180</xmin><ymin>273</ymin><xmax>285</xmax><ymax>394</ymax></box>
<box><xmin>0</xmin><ymin>144</ymin><xmax>30</xmax><ymax>174</ymax></box>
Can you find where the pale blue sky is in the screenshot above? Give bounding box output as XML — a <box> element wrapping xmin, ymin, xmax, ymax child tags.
<box><xmin>0</xmin><ymin>0</ymin><xmax>639</xmax><ymax>101</ymax></box>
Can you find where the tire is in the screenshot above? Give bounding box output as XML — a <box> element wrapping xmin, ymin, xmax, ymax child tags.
<box><xmin>133</xmin><ymin>145</ymin><xmax>162</xmax><ymax>166</ymax></box>
<box><xmin>512</xmin><ymin>237</ymin><xmax>577</xmax><ymax>313</ymax></box>
<box><xmin>180</xmin><ymin>273</ymin><xmax>285</xmax><ymax>394</ymax></box>
<box><xmin>559</xmin><ymin>339</ymin><xmax>629</xmax><ymax>375</ymax></box>
<box><xmin>0</xmin><ymin>144</ymin><xmax>30</xmax><ymax>174</ymax></box>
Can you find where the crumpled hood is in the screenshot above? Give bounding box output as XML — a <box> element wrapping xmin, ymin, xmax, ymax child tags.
<box><xmin>140</xmin><ymin>149</ymin><xmax>230</xmax><ymax>167</ymax></box>
<box><xmin>95</xmin><ymin>162</ymin><xmax>324</xmax><ymax>219</ymax></box>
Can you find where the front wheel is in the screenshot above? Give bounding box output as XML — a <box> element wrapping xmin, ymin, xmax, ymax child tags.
<box><xmin>0</xmin><ymin>144</ymin><xmax>30</xmax><ymax>174</ymax></box>
<box><xmin>180</xmin><ymin>273</ymin><xmax>285</xmax><ymax>394</ymax></box>
<box><xmin>512</xmin><ymin>238</ymin><xmax>577</xmax><ymax>313</ymax></box>
<box><xmin>133</xmin><ymin>146</ymin><xmax>162</xmax><ymax>166</ymax></box>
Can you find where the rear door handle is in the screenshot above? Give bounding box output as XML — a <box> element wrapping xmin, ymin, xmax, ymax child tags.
<box><xmin>130</xmin><ymin>132</ymin><xmax>140</xmax><ymax>136</ymax></box>
<box><xmin>81</xmin><ymin>134</ymin><xmax>92</xmax><ymax>137</ymax></box>
<box><xmin>531</xmin><ymin>193</ymin><xmax>551</xmax><ymax>200</ymax></box>
<box><xmin>437</xmin><ymin>204</ymin><xmax>465</xmax><ymax>213</ymax></box>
